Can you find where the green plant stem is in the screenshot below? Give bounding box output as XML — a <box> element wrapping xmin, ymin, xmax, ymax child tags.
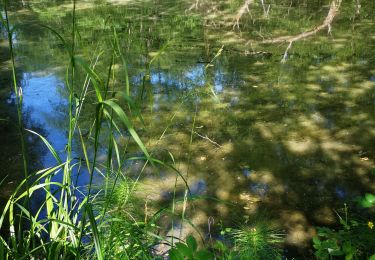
<box><xmin>2</xmin><ymin>0</ymin><xmax>33</xmax><ymax>250</ymax></box>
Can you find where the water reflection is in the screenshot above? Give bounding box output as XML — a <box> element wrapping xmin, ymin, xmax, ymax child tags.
<box><xmin>1</xmin><ymin>0</ymin><xmax>374</xmax><ymax>256</ymax></box>
<box><xmin>21</xmin><ymin>74</ymin><xmax>68</xmax><ymax>166</ymax></box>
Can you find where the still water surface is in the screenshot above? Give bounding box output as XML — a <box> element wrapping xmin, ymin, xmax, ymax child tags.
<box><xmin>1</xmin><ymin>0</ymin><xmax>374</xmax><ymax>254</ymax></box>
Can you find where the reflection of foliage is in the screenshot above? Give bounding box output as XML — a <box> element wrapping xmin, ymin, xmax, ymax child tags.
<box><xmin>2</xmin><ymin>0</ymin><xmax>375</xmax><ymax>258</ymax></box>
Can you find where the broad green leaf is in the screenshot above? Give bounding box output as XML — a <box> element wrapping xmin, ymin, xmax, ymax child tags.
<box><xmin>186</xmin><ymin>235</ymin><xmax>197</xmax><ymax>252</ymax></box>
<box><xmin>360</xmin><ymin>193</ymin><xmax>375</xmax><ymax>208</ymax></box>
<box><xmin>195</xmin><ymin>249</ymin><xmax>214</xmax><ymax>259</ymax></box>
<box><xmin>175</xmin><ymin>243</ymin><xmax>192</xmax><ymax>257</ymax></box>
<box><xmin>169</xmin><ymin>248</ymin><xmax>184</xmax><ymax>260</ymax></box>
<box><xmin>365</xmin><ymin>193</ymin><xmax>375</xmax><ymax>204</ymax></box>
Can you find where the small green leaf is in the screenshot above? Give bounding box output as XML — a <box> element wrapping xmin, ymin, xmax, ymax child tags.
<box><xmin>365</xmin><ymin>193</ymin><xmax>375</xmax><ymax>204</ymax></box>
<box><xmin>312</xmin><ymin>236</ymin><xmax>321</xmax><ymax>246</ymax></box>
<box><xmin>329</xmin><ymin>250</ymin><xmax>344</xmax><ymax>256</ymax></box>
<box><xmin>360</xmin><ymin>193</ymin><xmax>375</xmax><ymax>208</ymax></box>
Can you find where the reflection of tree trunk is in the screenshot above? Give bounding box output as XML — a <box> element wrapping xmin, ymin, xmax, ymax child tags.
<box><xmin>233</xmin><ymin>0</ymin><xmax>254</xmax><ymax>30</ymax></box>
<box><xmin>263</xmin><ymin>0</ymin><xmax>342</xmax><ymax>62</ymax></box>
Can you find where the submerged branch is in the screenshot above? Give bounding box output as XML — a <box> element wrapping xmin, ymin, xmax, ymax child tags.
<box><xmin>262</xmin><ymin>0</ymin><xmax>342</xmax><ymax>62</ymax></box>
<box><xmin>193</xmin><ymin>130</ymin><xmax>222</xmax><ymax>149</ymax></box>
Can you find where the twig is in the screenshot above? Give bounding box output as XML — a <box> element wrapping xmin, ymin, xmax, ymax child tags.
<box><xmin>192</xmin><ymin>129</ymin><xmax>222</xmax><ymax>149</ymax></box>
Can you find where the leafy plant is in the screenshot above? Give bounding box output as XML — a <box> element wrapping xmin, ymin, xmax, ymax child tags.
<box><xmin>228</xmin><ymin>224</ymin><xmax>283</xmax><ymax>260</ymax></box>
<box><xmin>313</xmin><ymin>204</ymin><xmax>375</xmax><ymax>260</ymax></box>
<box><xmin>169</xmin><ymin>235</ymin><xmax>213</xmax><ymax>260</ymax></box>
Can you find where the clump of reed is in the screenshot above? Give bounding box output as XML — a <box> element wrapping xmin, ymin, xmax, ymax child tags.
<box><xmin>0</xmin><ymin>0</ymin><xmax>184</xmax><ymax>258</ymax></box>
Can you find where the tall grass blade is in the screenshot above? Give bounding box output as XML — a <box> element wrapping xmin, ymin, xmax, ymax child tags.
<box><xmin>0</xmin><ymin>176</ymin><xmax>6</xmax><ymax>187</ymax></box>
<box><xmin>40</xmin><ymin>25</ymin><xmax>70</xmax><ymax>56</ymax></box>
<box><xmin>86</xmin><ymin>204</ymin><xmax>104</xmax><ymax>260</ymax></box>
<box><xmin>74</xmin><ymin>56</ymin><xmax>104</xmax><ymax>102</ymax></box>
<box><xmin>101</xmin><ymin>100</ymin><xmax>151</xmax><ymax>161</ymax></box>
<box><xmin>112</xmin><ymin>27</ymin><xmax>130</xmax><ymax>96</ymax></box>
<box><xmin>0</xmin><ymin>236</ymin><xmax>6</xmax><ymax>259</ymax></box>
<box><xmin>26</xmin><ymin>129</ymin><xmax>62</xmax><ymax>164</ymax></box>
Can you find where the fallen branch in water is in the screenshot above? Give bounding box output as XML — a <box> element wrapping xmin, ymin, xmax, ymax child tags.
<box><xmin>233</xmin><ymin>0</ymin><xmax>254</xmax><ymax>30</ymax></box>
<box><xmin>262</xmin><ymin>0</ymin><xmax>342</xmax><ymax>62</ymax></box>
<box><xmin>189</xmin><ymin>129</ymin><xmax>222</xmax><ymax>148</ymax></box>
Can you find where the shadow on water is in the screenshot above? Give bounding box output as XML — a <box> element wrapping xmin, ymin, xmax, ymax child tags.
<box><xmin>0</xmin><ymin>0</ymin><xmax>374</xmax><ymax>257</ymax></box>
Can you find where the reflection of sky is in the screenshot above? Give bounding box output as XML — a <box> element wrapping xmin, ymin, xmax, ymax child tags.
<box><xmin>185</xmin><ymin>64</ymin><xmax>205</xmax><ymax>86</ymax></box>
<box><xmin>20</xmin><ymin>73</ymin><xmax>89</xmax><ymax>187</ymax></box>
<box><xmin>214</xmin><ymin>69</ymin><xmax>224</xmax><ymax>93</ymax></box>
<box><xmin>190</xmin><ymin>179</ymin><xmax>206</xmax><ymax>195</ymax></box>
<box><xmin>22</xmin><ymin>73</ymin><xmax>67</xmax><ymax>167</ymax></box>
<box><xmin>249</xmin><ymin>183</ymin><xmax>268</xmax><ymax>197</ymax></box>
<box><xmin>133</xmin><ymin>64</ymin><xmax>227</xmax><ymax>94</ymax></box>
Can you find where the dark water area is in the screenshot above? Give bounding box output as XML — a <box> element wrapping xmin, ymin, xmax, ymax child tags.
<box><xmin>1</xmin><ymin>0</ymin><xmax>375</xmax><ymax>256</ymax></box>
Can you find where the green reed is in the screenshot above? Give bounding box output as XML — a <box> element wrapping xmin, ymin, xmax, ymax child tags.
<box><xmin>1</xmin><ymin>0</ymin><xmax>34</xmax><ymax>254</ymax></box>
<box><xmin>0</xmin><ymin>0</ymin><xmax>191</xmax><ymax>258</ymax></box>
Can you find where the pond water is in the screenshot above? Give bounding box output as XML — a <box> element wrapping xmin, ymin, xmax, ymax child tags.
<box><xmin>1</xmin><ymin>0</ymin><xmax>375</xmax><ymax>256</ymax></box>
